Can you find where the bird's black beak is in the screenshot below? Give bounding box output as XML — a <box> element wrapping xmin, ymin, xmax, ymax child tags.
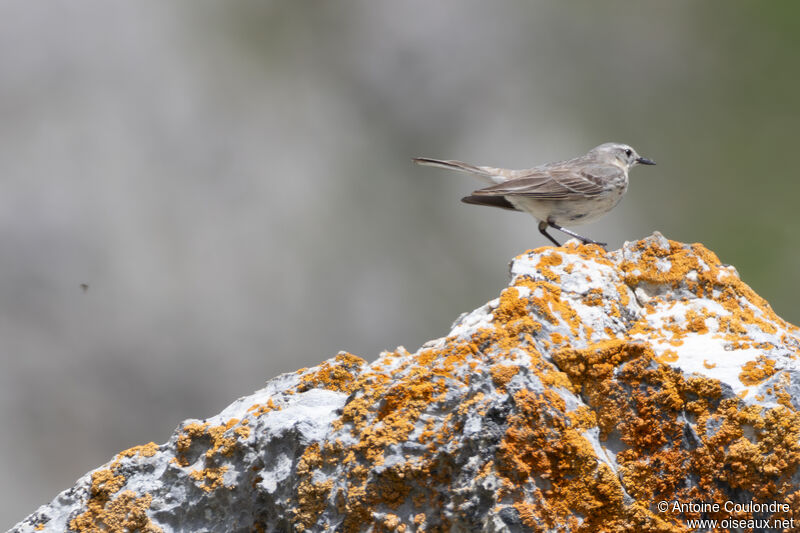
<box><xmin>636</xmin><ymin>157</ymin><xmax>656</xmax><ymax>165</ymax></box>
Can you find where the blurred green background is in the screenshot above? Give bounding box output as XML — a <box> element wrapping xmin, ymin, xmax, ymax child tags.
<box><xmin>3</xmin><ymin>1</ymin><xmax>799</xmax><ymax>526</ymax></box>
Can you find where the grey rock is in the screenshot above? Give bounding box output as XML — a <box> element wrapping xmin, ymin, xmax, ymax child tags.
<box><xmin>10</xmin><ymin>234</ymin><xmax>800</xmax><ymax>532</ymax></box>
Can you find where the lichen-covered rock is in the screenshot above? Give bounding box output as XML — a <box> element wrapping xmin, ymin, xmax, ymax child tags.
<box><xmin>10</xmin><ymin>233</ymin><xmax>800</xmax><ymax>532</ymax></box>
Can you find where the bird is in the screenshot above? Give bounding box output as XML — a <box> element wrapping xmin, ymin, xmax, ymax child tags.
<box><xmin>414</xmin><ymin>142</ymin><xmax>655</xmax><ymax>247</ymax></box>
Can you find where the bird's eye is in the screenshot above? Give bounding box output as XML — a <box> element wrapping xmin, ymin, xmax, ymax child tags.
<box><xmin>624</xmin><ymin>149</ymin><xmax>632</xmax><ymax>157</ymax></box>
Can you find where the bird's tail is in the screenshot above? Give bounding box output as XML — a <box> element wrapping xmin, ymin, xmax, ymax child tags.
<box><xmin>413</xmin><ymin>157</ymin><xmax>492</xmax><ymax>177</ymax></box>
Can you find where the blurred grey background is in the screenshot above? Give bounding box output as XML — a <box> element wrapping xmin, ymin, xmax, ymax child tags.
<box><xmin>3</xmin><ymin>1</ymin><xmax>799</xmax><ymax>526</ymax></box>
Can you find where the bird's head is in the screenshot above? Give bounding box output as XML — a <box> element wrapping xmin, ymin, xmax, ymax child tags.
<box><xmin>590</xmin><ymin>142</ymin><xmax>656</xmax><ymax>170</ymax></box>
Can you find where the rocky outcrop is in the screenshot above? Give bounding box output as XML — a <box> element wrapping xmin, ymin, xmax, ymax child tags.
<box><xmin>10</xmin><ymin>233</ymin><xmax>800</xmax><ymax>532</ymax></box>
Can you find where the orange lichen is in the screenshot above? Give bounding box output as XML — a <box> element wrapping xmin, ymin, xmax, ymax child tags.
<box><xmin>511</xmin><ymin>278</ymin><xmax>582</xmax><ymax>337</ymax></box>
<box><xmin>68</xmin><ymin>445</ymin><xmax>163</xmax><ymax>532</ymax></box>
<box><xmin>616</xmin><ymin>283</ymin><xmax>631</xmax><ymax>307</ymax></box>
<box><xmin>622</xmin><ymin>238</ymin><xmax>797</xmax><ymax>348</ymax></box>
<box><xmin>175</xmin><ymin>423</ymin><xmax>206</xmax><ymax>466</ymax></box>
<box><xmin>562</xmin><ymin>241</ymin><xmax>617</xmax><ymax>265</ymax></box>
<box><xmin>657</xmin><ymin>349</ymin><xmax>679</xmax><ymax>364</ymax></box>
<box><xmin>490</xmin><ymin>364</ymin><xmax>518</xmax><ymax>389</ymax></box>
<box><xmin>189</xmin><ymin>465</ymin><xmax>229</xmax><ymax>492</ymax></box>
<box><xmin>117</xmin><ymin>442</ymin><xmax>158</xmax><ymax>459</ymax></box>
<box><xmin>70</xmin><ymin>491</ymin><xmax>162</xmax><ymax>533</ymax></box>
<box><xmin>568</xmin><ymin>405</ymin><xmax>598</xmax><ymax>430</ymax></box>
<box><xmin>550</xmin><ymin>331</ymin><xmax>566</xmax><ymax>345</ymax></box>
<box><xmin>248</xmin><ymin>397</ymin><xmax>282</xmax><ymax>417</ymax></box>
<box><xmin>547</xmin><ymin>332</ymin><xmax>799</xmax><ymax>527</ymax></box>
<box><xmin>582</xmin><ymin>287</ymin><xmax>605</xmax><ymax>306</ymax></box>
<box><xmin>739</xmin><ymin>356</ymin><xmax>778</xmax><ymax>386</ymax></box>
<box><xmin>492</xmin><ymin>287</ymin><xmax>543</xmax><ymax>350</ymax></box>
<box><xmin>172</xmin><ymin>417</ymin><xmax>250</xmax><ymax>495</ymax></box>
<box><xmin>298</xmin><ymin>352</ymin><xmax>366</xmax><ymax>394</ymax></box>
<box><xmin>496</xmin><ymin>388</ymin><xmax>673</xmax><ymax>531</ymax></box>
<box><xmin>684</xmin><ymin>309</ymin><xmax>708</xmax><ymax>334</ymax></box>
<box><xmin>536</xmin><ymin>251</ymin><xmax>563</xmax><ymax>282</ymax></box>
<box><xmin>290</xmin><ymin>318</ymin><xmax>519</xmax><ymax>529</ymax></box>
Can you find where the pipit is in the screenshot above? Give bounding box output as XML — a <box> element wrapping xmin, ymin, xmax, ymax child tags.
<box><xmin>414</xmin><ymin>142</ymin><xmax>655</xmax><ymax>247</ymax></box>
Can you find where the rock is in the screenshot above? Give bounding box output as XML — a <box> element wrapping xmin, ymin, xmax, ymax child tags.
<box><xmin>10</xmin><ymin>233</ymin><xmax>800</xmax><ymax>532</ymax></box>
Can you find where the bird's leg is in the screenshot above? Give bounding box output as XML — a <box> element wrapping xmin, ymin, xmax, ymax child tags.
<box><xmin>547</xmin><ymin>221</ymin><xmax>607</xmax><ymax>248</ymax></box>
<box><xmin>538</xmin><ymin>220</ymin><xmax>562</xmax><ymax>247</ymax></box>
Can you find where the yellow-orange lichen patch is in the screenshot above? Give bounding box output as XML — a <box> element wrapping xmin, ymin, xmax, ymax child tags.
<box><xmin>68</xmin><ymin>470</ymin><xmax>147</xmax><ymax>531</ymax></box>
<box><xmin>716</xmin><ymin>314</ymin><xmax>748</xmax><ymax>339</ymax></box>
<box><xmin>189</xmin><ymin>465</ymin><xmax>229</xmax><ymax>492</ymax></box>
<box><xmin>687</xmin><ymin>400</ymin><xmax>800</xmax><ymax>512</ymax></box>
<box><xmin>496</xmin><ymin>388</ymin><xmax>672</xmax><ymax>531</ymax></box>
<box><xmin>69</xmin><ymin>490</ymin><xmax>162</xmax><ymax>533</ymax></box>
<box><xmin>657</xmin><ymin>349</ymin><xmax>679</xmax><ymax>364</ymax></box>
<box><xmin>661</xmin><ymin>317</ymin><xmax>689</xmax><ymax>346</ymax></box>
<box><xmin>117</xmin><ymin>442</ymin><xmax>159</xmax><ymax>460</ymax></box>
<box><xmin>685</xmin><ymin>376</ymin><xmax>722</xmax><ymax>402</ymax></box>
<box><xmin>206</xmin><ymin>418</ymin><xmax>249</xmax><ymax>457</ymax></box>
<box><xmin>90</xmin><ymin>469</ymin><xmax>126</xmax><ymax>501</ymax></box>
<box><xmin>771</xmin><ymin>375</ymin><xmax>795</xmax><ymax>409</ymax></box>
<box><xmin>536</xmin><ymin>251</ymin><xmax>563</xmax><ymax>282</ymax></box>
<box><xmin>490</xmin><ymin>364</ymin><xmax>518</xmax><ymax>389</ymax></box>
<box><xmin>291</xmin><ymin>324</ymin><xmax>527</xmax><ymax>530</ymax></box>
<box><xmin>684</xmin><ymin>309</ymin><xmax>708</xmax><ymax>334</ymax></box>
<box><xmin>582</xmin><ymin>287</ymin><xmax>604</xmax><ymax>306</ymax></box>
<box><xmin>68</xmin><ymin>441</ymin><xmax>165</xmax><ymax>532</ymax></box>
<box><xmin>511</xmin><ymin>278</ymin><xmax>582</xmax><ymax>337</ymax></box>
<box><xmin>616</xmin><ymin>283</ymin><xmax>631</xmax><ymax>307</ymax></box>
<box><xmin>561</xmin><ymin>242</ymin><xmax>618</xmax><ymax>267</ymax></box>
<box><xmin>491</xmin><ymin>287</ymin><xmax>543</xmax><ymax>350</ymax></box>
<box><xmin>172</xmin><ymin>418</ymin><xmax>250</xmax><ymax>494</ymax></box>
<box><xmin>567</xmin><ymin>405</ymin><xmax>598</xmax><ymax>431</ymax></box>
<box><xmin>622</xmin><ymin>238</ymin><xmax>799</xmax><ymax>348</ymax></box>
<box><xmin>549</xmin><ymin>331</ymin><xmax>800</xmax><ymax>527</ymax></box>
<box><xmin>174</xmin><ymin>422</ymin><xmax>209</xmax><ymax>467</ymax></box>
<box><xmin>620</xmin><ymin>238</ymin><xmax>699</xmax><ymax>288</ymax></box>
<box><xmin>177</xmin><ymin>419</ymin><xmax>248</xmax><ymax>463</ymax></box>
<box><xmin>377</xmin><ymin>373</ymin><xmax>445</xmax><ymax>423</ymax></box>
<box><xmin>703</xmin><ymin>359</ymin><xmax>716</xmax><ymax>369</ymax></box>
<box><xmin>553</xmin><ymin>340</ymin><xmax>649</xmax><ymax>388</ymax></box>
<box><xmin>294</xmin><ymin>445</ymin><xmax>335</xmax><ymax>533</ymax></box>
<box><xmin>539</xmin><ymin>365</ymin><xmax>575</xmax><ymax>391</ymax></box>
<box><xmin>298</xmin><ymin>352</ymin><xmax>366</xmax><ymax>394</ymax></box>
<box><xmin>379</xmin><ymin>514</ymin><xmax>402</xmax><ymax>530</ymax></box>
<box><xmin>739</xmin><ymin>356</ymin><xmax>778</xmax><ymax>386</ymax></box>
<box><xmin>248</xmin><ymin>397</ymin><xmax>282</xmax><ymax>417</ymax></box>
<box><xmin>305</xmin><ymin>435</ymin><xmax>456</xmax><ymax>531</ymax></box>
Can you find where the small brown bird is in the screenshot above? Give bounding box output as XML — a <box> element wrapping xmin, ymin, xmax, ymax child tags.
<box><xmin>414</xmin><ymin>142</ymin><xmax>655</xmax><ymax>247</ymax></box>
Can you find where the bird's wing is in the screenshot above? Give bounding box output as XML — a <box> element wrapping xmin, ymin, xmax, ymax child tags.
<box><xmin>470</xmin><ymin>164</ymin><xmax>623</xmax><ymax>200</ymax></box>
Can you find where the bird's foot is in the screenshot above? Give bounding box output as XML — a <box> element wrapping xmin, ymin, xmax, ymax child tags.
<box><xmin>580</xmin><ymin>237</ymin><xmax>607</xmax><ymax>248</ymax></box>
